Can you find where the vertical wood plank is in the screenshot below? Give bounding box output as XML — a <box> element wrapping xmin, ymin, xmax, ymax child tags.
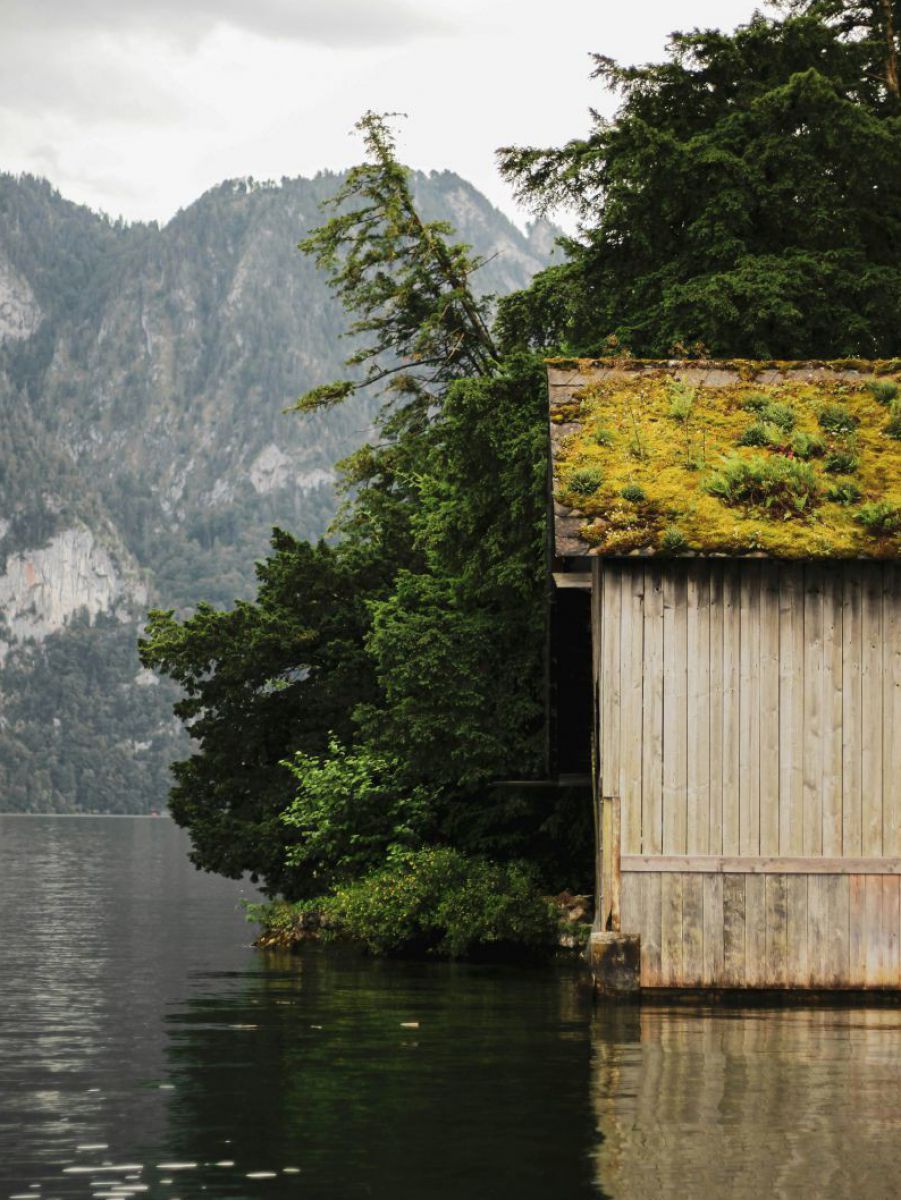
<box><xmin>849</xmin><ymin>874</ymin><xmax>867</xmax><ymax>987</ymax></box>
<box><xmin>808</xmin><ymin>874</ymin><xmax>829</xmax><ymax>986</ymax></box>
<box><xmin>600</xmin><ymin>564</ymin><xmax>622</xmax><ymax>801</ymax></box>
<box><xmin>621</xmin><ymin>566</ymin><xmax>645</xmax><ymax>855</ymax></box>
<box><xmin>822</xmin><ymin>570</ymin><xmax>844</xmax><ymax>858</ymax></box>
<box><xmin>745</xmin><ymin>873</ymin><xmax>767</xmax><ymax>987</ymax></box>
<box><xmin>861</xmin><ymin>567</ymin><xmax>884</xmax><ymax>856</ymax></box>
<box><xmin>722</xmin><ymin>564</ymin><xmax>741</xmax><ymax>857</ymax></box>
<box><xmin>640</xmin><ymin>872</ymin><xmax>662</xmax><ymax>987</ymax></box>
<box><xmin>803</xmin><ymin>566</ymin><xmax>824</xmax><ymax>856</ymax></box>
<box><xmin>842</xmin><ymin>569</ymin><xmax>863</xmax><ymax>856</ymax></box>
<box><xmin>591</xmin><ymin>561</ymin><xmax>603</xmax><ymax>913</ymax></box>
<box><xmin>759</xmin><ymin>568</ymin><xmax>781</xmax><ymax>856</ymax></box>
<box><xmin>702</xmin><ymin>873</ymin><xmax>724</xmax><ymax>986</ymax></box>
<box><xmin>785</xmin><ymin>875</ymin><xmax>809</xmax><ymax>987</ymax></box>
<box><xmin>660</xmin><ymin>873</ymin><xmax>684</xmax><ymax>986</ymax></box>
<box><xmin>681</xmin><ymin>873</ymin><xmax>704</xmax><ymax>987</ymax></box>
<box><xmin>708</xmin><ymin>567</ymin><xmax>724</xmax><ymax>856</ymax></box>
<box><xmin>722</xmin><ymin>874</ymin><xmax>746</xmax><ymax>987</ymax></box>
<box><xmin>779</xmin><ymin>566</ymin><xmax>804</xmax><ymax>856</ymax></box>
<box><xmin>883</xmin><ymin>565</ymin><xmax>900</xmax><ymax>857</ymax></box>
<box><xmin>883</xmin><ymin>875</ymin><xmax>900</xmax><ymax>987</ymax></box>
<box><xmin>620</xmin><ymin>871</ymin><xmax>641</xmax><ymax>935</ymax></box>
<box><xmin>765</xmin><ymin>874</ymin><xmax>789</xmax><ymax>988</ymax></box>
<box><xmin>738</xmin><ymin>564</ymin><xmax>761</xmax><ymax>856</ymax></box>
<box><xmin>864</xmin><ymin>874</ymin><xmax>884</xmax><ymax>987</ymax></box>
<box><xmin>642</xmin><ymin>567</ymin><xmax>665</xmax><ymax>855</ymax></box>
<box><xmin>686</xmin><ymin>565</ymin><xmax>711</xmax><ymax>855</ymax></box>
<box><xmin>662</xmin><ymin>570</ymin><xmax>688</xmax><ymax>854</ymax></box>
<box><xmin>824</xmin><ymin>875</ymin><xmax>850</xmax><ymax>988</ymax></box>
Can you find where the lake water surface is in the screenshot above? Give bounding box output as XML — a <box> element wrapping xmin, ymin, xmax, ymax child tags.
<box><xmin>1</xmin><ymin>816</ymin><xmax>898</xmax><ymax>1199</ymax></box>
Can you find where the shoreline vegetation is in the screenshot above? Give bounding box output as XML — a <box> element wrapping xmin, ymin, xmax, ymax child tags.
<box><xmin>140</xmin><ymin>6</ymin><xmax>901</xmax><ymax>961</ymax></box>
<box><xmin>248</xmin><ymin>884</ymin><xmax>594</xmax><ymax>960</ymax></box>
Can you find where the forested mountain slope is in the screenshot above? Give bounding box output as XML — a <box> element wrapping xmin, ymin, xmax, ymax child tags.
<box><xmin>0</xmin><ymin>171</ymin><xmax>557</xmax><ymax>811</ymax></box>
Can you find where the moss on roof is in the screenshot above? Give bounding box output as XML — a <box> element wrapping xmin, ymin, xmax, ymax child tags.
<box><xmin>548</xmin><ymin>360</ymin><xmax>901</xmax><ymax>559</ymax></box>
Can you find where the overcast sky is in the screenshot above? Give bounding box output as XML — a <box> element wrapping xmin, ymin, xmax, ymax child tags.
<box><xmin>1</xmin><ymin>0</ymin><xmax>773</xmax><ymax>228</ymax></box>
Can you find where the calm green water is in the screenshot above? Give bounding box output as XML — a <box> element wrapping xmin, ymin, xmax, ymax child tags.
<box><xmin>0</xmin><ymin>816</ymin><xmax>898</xmax><ymax>1200</ymax></box>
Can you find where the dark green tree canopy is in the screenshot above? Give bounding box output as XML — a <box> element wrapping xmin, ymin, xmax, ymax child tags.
<box><xmin>497</xmin><ymin>9</ymin><xmax>901</xmax><ymax>358</ymax></box>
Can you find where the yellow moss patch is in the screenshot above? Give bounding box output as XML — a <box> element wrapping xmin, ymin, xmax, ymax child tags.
<box><xmin>553</xmin><ymin>369</ymin><xmax>901</xmax><ymax>558</ymax></box>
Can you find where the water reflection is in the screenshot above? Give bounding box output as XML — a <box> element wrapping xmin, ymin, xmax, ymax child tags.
<box><xmin>3</xmin><ymin>817</ymin><xmax>898</xmax><ymax>1200</ymax></box>
<box><xmin>151</xmin><ymin>951</ymin><xmax>599</xmax><ymax>1199</ymax></box>
<box><xmin>590</xmin><ymin>1004</ymin><xmax>901</xmax><ymax>1199</ymax></box>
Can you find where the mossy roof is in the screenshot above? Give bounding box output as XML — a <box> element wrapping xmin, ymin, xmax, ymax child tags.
<box><xmin>548</xmin><ymin>359</ymin><xmax>901</xmax><ymax>560</ymax></box>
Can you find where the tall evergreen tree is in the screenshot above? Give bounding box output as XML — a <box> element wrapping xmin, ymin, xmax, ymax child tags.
<box><xmin>497</xmin><ymin>8</ymin><xmax>901</xmax><ymax>358</ymax></box>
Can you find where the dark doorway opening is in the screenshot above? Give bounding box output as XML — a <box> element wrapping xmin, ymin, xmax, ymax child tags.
<box><xmin>550</xmin><ymin>586</ymin><xmax>592</xmax><ymax>779</ymax></box>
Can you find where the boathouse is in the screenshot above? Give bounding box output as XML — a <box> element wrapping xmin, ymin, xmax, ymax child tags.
<box><xmin>548</xmin><ymin>359</ymin><xmax>900</xmax><ymax>991</ymax></box>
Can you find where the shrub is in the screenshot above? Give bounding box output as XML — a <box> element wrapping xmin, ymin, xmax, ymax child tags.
<box><xmin>818</xmin><ymin>403</ymin><xmax>859</xmax><ymax>435</ymax></box>
<box><xmin>761</xmin><ymin>401</ymin><xmax>796</xmax><ymax>432</ymax></box>
<box><xmin>592</xmin><ymin>424</ymin><xmax>615</xmax><ymax>447</ymax></box>
<box><xmin>741</xmin><ymin>392</ymin><xmax>771</xmax><ymax>413</ymax></box>
<box><xmin>620</xmin><ymin>484</ymin><xmax>647</xmax><ymax>503</ymax></box>
<box><xmin>826</xmin><ymin>482</ymin><xmax>862</xmax><ymax>505</ymax></box>
<box><xmin>737</xmin><ymin>421</ymin><xmax>776</xmax><ymax>448</ymax></box>
<box><xmin>855</xmin><ymin>501</ymin><xmax>901</xmax><ymax>537</ymax></box>
<box><xmin>823</xmin><ymin>448</ymin><xmax>859</xmax><ymax>474</ymax></box>
<box><xmin>660</xmin><ymin>526</ymin><xmax>688</xmax><ymax>553</ymax></box>
<box><xmin>789</xmin><ymin>431</ymin><xmax>825</xmax><ymax>459</ymax></box>
<box><xmin>865</xmin><ymin>379</ymin><xmax>899</xmax><ymax>406</ymax></box>
<box><xmin>567</xmin><ymin>466</ymin><xmax>604</xmax><ymax>496</ymax></box>
<box><xmin>281</xmin><ymin>740</ymin><xmax>431</xmax><ymax>891</ymax></box>
<box><xmin>321</xmin><ymin>847</ymin><xmax>559</xmax><ymax>958</ymax></box>
<box><xmin>885</xmin><ymin>411</ymin><xmax>901</xmax><ymax>440</ymax></box>
<box><xmin>704</xmin><ymin>454</ymin><xmax>821</xmax><ymax>518</ymax></box>
<box><xmin>667</xmin><ymin>380</ymin><xmax>695</xmax><ymax>422</ymax></box>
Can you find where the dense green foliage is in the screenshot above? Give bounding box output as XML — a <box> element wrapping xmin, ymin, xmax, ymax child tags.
<box><xmin>0</xmin><ymin>616</ymin><xmax>180</xmax><ymax>813</ymax></box>
<box><xmin>321</xmin><ymin>849</ymin><xmax>558</xmax><ymax>958</ymax></box>
<box><xmin>497</xmin><ymin>7</ymin><xmax>901</xmax><ymax>358</ymax></box>
<box><xmin>267</xmin><ymin>848</ymin><xmax>559</xmax><ymax>958</ymax></box>
<box><xmin>141</xmin><ymin>117</ymin><xmax>570</xmax><ymax>910</ymax></box>
<box><xmin>0</xmin><ymin>168</ymin><xmax>551</xmax><ymax>814</ymax></box>
<box><xmin>149</xmin><ymin>6</ymin><xmax>901</xmax><ymax>954</ymax></box>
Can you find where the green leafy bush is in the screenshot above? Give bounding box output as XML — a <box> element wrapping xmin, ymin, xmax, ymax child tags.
<box><xmin>818</xmin><ymin>403</ymin><xmax>859</xmax><ymax>435</ymax></box>
<box><xmin>885</xmin><ymin>411</ymin><xmax>901</xmax><ymax>440</ymax></box>
<box><xmin>741</xmin><ymin>392</ymin><xmax>771</xmax><ymax>413</ymax></box>
<box><xmin>667</xmin><ymin>381</ymin><xmax>695</xmax><ymax>422</ymax></box>
<box><xmin>823</xmin><ymin>448</ymin><xmax>859</xmax><ymax>474</ymax></box>
<box><xmin>620</xmin><ymin>484</ymin><xmax>647</xmax><ymax>503</ymax></box>
<box><xmin>826</xmin><ymin>481</ymin><xmax>862</xmax><ymax>505</ymax></box>
<box><xmin>281</xmin><ymin>740</ymin><xmax>431</xmax><ymax>891</ymax></box>
<box><xmin>865</xmin><ymin>379</ymin><xmax>899</xmax><ymax>406</ymax></box>
<box><xmin>737</xmin><ymin>421</ymin><xmax>777</xmax><ymax>448</ymax></box>
<box><xmin>704</xmin><ymin>454</ymin><xmax>821</xmax><ymax>518</ymax></box>
<box><xmin>855</xmin><ymin>501</ymin><xmax>901</xmax><ymax>536</ymax></box>
<box><xmin>761</xmin><ymin>401</ymin><xmax>796</xmax><ymax>432</ymax></box>
<box><xmin>789</xmin><ymin>431</ymin><xmax>825</xmax><ymax>459</ymax></box>
<box><xmin>660</xmin><ymin>526</ymin><xmax>688</xmax><ymax>553</ymax></box>
<box><xmin>567</xmin><ymin>466</ymin><xmax>604</xmax><ymax>496</ymax></box>
<box><xmin>321</xmin><ymin>847</ymin><xmax>559</xmax><ymax>958</ymax></box>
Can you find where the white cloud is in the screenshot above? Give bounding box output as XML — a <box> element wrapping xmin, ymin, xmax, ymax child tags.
<box><xmin>0</xmin><ymin>0</ymin><xmax>773</xmax><ymax>226</ymax></box>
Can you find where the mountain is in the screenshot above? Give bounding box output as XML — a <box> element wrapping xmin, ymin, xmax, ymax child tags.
<box><xmin>0</xmin><ymin>170</ymin><xmax>558</xmax><ymax>812</ymax></box>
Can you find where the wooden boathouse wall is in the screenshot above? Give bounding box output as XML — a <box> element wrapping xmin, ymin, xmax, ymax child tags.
<box><xmin>592</xmin><ymin>558</ymin><xmax>901</xmax><ymax>989</ymax></box>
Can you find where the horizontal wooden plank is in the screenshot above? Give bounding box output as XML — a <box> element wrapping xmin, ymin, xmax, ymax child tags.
<box><xmin>622</xmin><ymin>855</ymin><xmax>901</xmax><ymax>876</ymax></box>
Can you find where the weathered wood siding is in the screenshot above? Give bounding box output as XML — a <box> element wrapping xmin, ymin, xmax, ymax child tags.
<box><xmin>592</xmin><ymin>558</ymin><xmax>901</xmax><ymax>988</ymax></box>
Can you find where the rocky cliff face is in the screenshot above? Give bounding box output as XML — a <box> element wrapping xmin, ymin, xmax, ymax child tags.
<box><xmin>0</xmin><ymin>170</ymin><xmax>556</xmax><ymax>812</ymax></box>
<box><xmin>0</xmin><ymin>526</ymin><xmax>144</xmax><ymax>660</ymax></box>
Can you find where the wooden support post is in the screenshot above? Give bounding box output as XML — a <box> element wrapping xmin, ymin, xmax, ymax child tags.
<box><xmin>599</xmin><ymin>795</ymin><xmax>622</xmax><ymax>933</ymax></box>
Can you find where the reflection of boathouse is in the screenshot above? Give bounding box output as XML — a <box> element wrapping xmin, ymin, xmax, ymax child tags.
<box><xmin>549</xmin><ymin>360</ymin><xmax>900</xmax><ymax>990</ymax></box>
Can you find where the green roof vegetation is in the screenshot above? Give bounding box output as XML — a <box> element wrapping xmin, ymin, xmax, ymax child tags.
<box><xmin>550</xmin><ymin>362</ymin><xmax>901</xmax><ymax>559</ymax></box>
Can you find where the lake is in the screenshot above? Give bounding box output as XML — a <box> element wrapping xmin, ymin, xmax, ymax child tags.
<box><xmin>1</xmin><ymin>815</ymin><xmax>898</xmax><ymax>1199</ymax></box>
